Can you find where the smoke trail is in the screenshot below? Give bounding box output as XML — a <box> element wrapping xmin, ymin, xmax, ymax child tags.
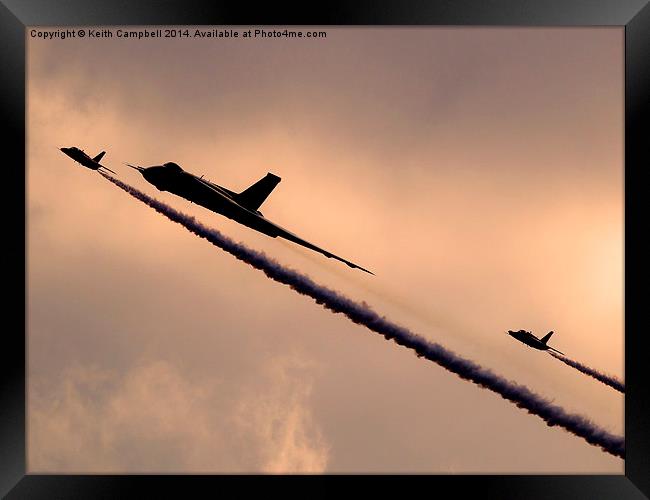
<box><xmin>549</xmin><ymin>352</ymin><xmax>624</xmax><ymax>394</ymax></box>
<box><xmin>101</xmin><ymin>174</ymin><xmax>625</xmax><ymax>459</ymax></box>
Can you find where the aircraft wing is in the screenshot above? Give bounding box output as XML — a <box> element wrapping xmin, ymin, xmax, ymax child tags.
<box><xmin>273</xmin><ymin>226</ymin><xmax>374</xmax><ymax>275</ymax></box>
<box><xmin>193</xmin><ymin>176</ymin><xmax>240</xmax><ymax>199</ymax></box>
<box><xmin>98</xmin><ymin>165</ymin><xmax>116</xmax><ymax>175</ymax></box>
<box><xmin>193</xmin><ymin>177</ymin><xmax>373</xmax><ymax>275</ymax></box>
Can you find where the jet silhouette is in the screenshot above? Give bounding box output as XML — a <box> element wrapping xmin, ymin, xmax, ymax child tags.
<box><xmin>60</xmin><ymin>146</ymin><xmax>116</xmax><ymax>174</ymax></box>
<box><xmin>126</xmin><ymin>161</ymin><xmax>373</xmax><ymax>274</ymax></box>
<box><xmin>507</xmin><ymin>329</ymin><xmax>564</xmax><ymax>355</ymax></box>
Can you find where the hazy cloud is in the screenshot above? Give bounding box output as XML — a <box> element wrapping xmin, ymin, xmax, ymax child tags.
<box><xmin>28</xmin><ymin>27</ymin><xmax>623</xmax><ymax>473</ymax></box>
<box><xmin>29</xmin><ymin>355</ymin><xmax>328</xmax><ymax>472</ymax></box>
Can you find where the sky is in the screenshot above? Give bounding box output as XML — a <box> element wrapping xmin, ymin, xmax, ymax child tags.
<box><xmin>27</xmin><ymin>27</ymin><xmax>623</xmax><ymax>473</ymax></box>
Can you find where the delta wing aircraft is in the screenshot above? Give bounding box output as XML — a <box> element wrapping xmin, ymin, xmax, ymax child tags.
<box><xmin>127</xmin><ymin>161</ymin><xmax>373</xmax><ymax>274</ymax></box>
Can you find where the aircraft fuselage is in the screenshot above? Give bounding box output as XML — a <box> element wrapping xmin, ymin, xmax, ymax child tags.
<box><xmin>508</xmin><ymin>330</ymin><xmax>549</xmax><ymax>351</ymax></box>
<box><xmin>60</xmin><ymin>147</ymin><xmax>102</xmax><ymax>171</ymax></box>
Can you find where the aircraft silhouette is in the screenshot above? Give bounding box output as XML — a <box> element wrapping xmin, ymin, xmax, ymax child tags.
<box><xmin>126</xmin><ymin>161</ymin><xmax>373</xmax><ymax>274</ymax></box>
<box><xmin>507</xmin><ymin>329</ymin><xmax>564</xmax><ymax>355</ymax></box>
<box><xmin>60</xmin><ymin>146</ymin><xmax>116</xmax><ymax>174</ymax></box>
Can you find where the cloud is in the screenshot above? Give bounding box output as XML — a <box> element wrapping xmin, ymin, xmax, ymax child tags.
<box><xmin>234</xmin><ymin>356</ymin><xmax>329</xmax><ymax>473</ymax></box>
<box><xmin>27</xmin><ymin>27</ymin><xmax>623</xmax><ymax>472</ymax></box>
<box><xmin>29</xmin><ymin>356</ymin><xmax>328</xmax><ymax>473</ymax></box>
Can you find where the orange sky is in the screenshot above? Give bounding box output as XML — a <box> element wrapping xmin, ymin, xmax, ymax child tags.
<box><xmin>27</xmin><ymin>27</ymin><xmax>623</xmax><ymax>473</ymax></box>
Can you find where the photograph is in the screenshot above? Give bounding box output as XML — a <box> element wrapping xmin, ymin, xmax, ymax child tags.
<box><xmin>25</xmin><ymin>25</ymin><xmax>626</xmax><ymax>474</ymax></box>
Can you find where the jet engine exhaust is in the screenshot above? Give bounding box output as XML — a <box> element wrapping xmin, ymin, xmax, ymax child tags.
<box><xmin>100</xmin><ymin>173</ymin><xmax>625</xmax><ymax>459</ymax></box>
<box><xmin>549</xmin><ymin>352</ymin><xmax>624</xmax><ymax>394</ymax></box>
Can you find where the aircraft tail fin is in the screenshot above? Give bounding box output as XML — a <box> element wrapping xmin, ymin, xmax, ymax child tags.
<box><xmin>235</xmin><ymin>172</ymin><xmax>281</xmax><ymax>211</ymax></box>
<box><xmin>540</xmin><ymin>331</ymin><xmax>554</xmax><ymax>344</ymax></box>
<box><xmin>93</xmin><ymin>151</ymin><xmax>106</xmax><ymax>163</ymax></box>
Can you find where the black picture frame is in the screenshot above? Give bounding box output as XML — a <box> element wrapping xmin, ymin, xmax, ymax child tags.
<box><xmin>2</xmin><ymin>1</ymin><xmax>648</xmax><ymax>498</ymax></box>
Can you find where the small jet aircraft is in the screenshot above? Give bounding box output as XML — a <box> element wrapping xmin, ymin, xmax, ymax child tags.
<box><xmin>126</xmin><ymin>161</ymin><xmax>373</xmax><ymax>274</ymax></box>
<box><xmin>60</xmin><ymin>146</ymin><xmax>116</xmax><ymax>174</ymax></box>
<box><xmin>507</xmin><ymin>329</ymin><xmax>564</xmax><ymax>355</ymax></box>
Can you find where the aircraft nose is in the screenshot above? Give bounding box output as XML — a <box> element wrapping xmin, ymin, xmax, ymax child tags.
<box><xmin>141</xmin><ymin>166</ymin><xmax>166</xmax><ymax>188</ymax></box>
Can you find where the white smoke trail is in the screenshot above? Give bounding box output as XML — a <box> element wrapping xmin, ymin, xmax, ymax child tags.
<box><xmin>101</xmin><ymin>174</ymin><xmax>625</xmax><ymax>459</ymax></box>
<box><xmin>549</xmin><ymin>352</ymin><xmax>624</xmax><ymax>394</ymax></box>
